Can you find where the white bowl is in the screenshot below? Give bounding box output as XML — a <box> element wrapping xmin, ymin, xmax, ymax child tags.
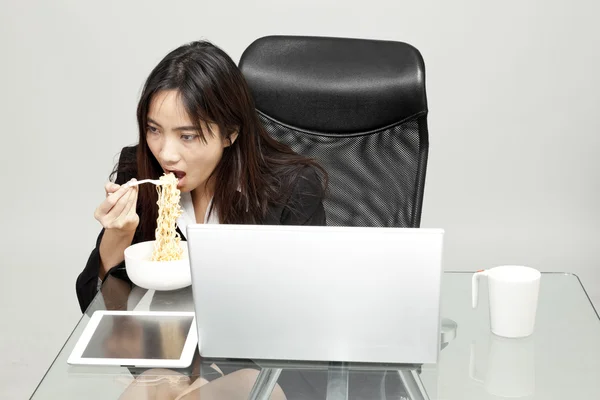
<box><xmin>124</xmin><ymin>240</ymin><xmax>191</xmax><ymax>291</ymax></box>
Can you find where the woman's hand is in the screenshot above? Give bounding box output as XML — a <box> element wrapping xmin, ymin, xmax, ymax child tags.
<box><xmin>94</xmin><ymin>179</ymin><xmax>139</xmax><ymax>233</ymax></box>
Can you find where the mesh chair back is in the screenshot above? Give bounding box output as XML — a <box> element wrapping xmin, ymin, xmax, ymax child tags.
<box><xmin>240</xmin><ymin>36</ymin><xmax>429</xmax><ymax>227</ymax></box>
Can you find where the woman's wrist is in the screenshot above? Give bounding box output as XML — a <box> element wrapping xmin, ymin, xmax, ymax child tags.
<box><xmin>104</xmin><ymin>226</ymin><xmax>137</xmax><ymax>238</ymax></box>
<box><xmin>99</xmin><ymin>228</ymin><xmax>136</xmax><ymax>279</ymax></box>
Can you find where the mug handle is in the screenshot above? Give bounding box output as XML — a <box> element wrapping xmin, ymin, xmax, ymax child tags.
<box><xmin>472</xmin><ymin>269</ymin><xmax>488</xmax><ymax>308</ymax></box>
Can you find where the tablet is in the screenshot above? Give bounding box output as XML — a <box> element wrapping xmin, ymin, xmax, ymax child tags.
<box><xmin>67</xmin><ymin>311</ymin><xmax>198</xmax><ymax>368</ymax></box>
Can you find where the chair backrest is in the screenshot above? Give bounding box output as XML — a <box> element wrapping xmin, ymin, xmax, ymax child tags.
<box><xmin>239</xmin><ymin>36</ymin><xmax>429</xmax><ymax>227</ymax></box>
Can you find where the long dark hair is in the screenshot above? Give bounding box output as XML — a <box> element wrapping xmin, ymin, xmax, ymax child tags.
<box><xmin>131</xmin><ymin>40</ymin><xmax>325</xmax><ymax>240</ymax></box>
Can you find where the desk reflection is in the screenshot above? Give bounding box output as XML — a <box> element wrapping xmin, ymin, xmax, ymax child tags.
<box><xmin>470</xmin><ymin>334</ymin><xmax>535</xmax><ymax>398</ymax></box>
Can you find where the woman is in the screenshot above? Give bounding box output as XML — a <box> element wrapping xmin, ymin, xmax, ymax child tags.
<box><xmin>75</xmin><ymin>40</ymin><xmax>327</xmax><ymax>399</ymax></box>
<box><xmin>76</xmin><ymin>40</ymin><xmax>327</xmax><ymax>312</ymax></box>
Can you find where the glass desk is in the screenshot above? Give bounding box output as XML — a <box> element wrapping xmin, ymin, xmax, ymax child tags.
<box><xmin>30</xmin><ymin>272</ymin><xmax>600</xmax><ymax>399</ymax></box>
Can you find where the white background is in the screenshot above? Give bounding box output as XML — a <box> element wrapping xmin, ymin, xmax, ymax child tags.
<box><xmin>1</xmin><ymin>0</ymin><xmax>598</xmax><ymax>398</ymax></box>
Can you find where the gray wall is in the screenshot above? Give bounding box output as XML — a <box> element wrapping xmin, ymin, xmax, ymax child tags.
<box><xmin>1</xmin><ymin>0</ymin><xmax>598</xmax><ymax>398</ymax></box>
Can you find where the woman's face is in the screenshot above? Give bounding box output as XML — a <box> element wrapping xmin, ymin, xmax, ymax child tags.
<box><xmin>145</xmin><ymin>90</ymin><xmax>233</xmax><ymax>193</ymax></box>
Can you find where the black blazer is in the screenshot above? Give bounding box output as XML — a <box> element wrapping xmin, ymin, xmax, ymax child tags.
<box><xmin>76</xmin><ymin>146</ymin><xmax>326</xmax><ymax>312</ymax></box>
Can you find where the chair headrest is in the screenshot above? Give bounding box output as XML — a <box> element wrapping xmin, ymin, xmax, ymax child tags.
<box><xmin>239</xmin><ymin>35</ymin><xmax>427</xmax><ymax>134</ymax></box>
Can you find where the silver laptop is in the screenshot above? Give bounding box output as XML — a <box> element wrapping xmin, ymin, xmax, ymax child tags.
<box><xmin>186</xmin><ymin>225</ymin><xmax>444</xmax><ymax>364</ymax></box>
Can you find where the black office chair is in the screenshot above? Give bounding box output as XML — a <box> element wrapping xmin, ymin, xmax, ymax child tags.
<box><xmin>239</xmin><ymin>35</ymin><xmax>429</xmax><ymax>228</ymax></box>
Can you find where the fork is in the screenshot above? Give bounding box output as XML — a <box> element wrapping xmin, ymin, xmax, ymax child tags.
<box><xmin>123</xmin><ymin>179</ymin><xmax>165</xmax><ymax>188</ymax></box>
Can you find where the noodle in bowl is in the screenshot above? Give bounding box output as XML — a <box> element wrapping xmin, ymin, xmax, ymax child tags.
<box><xmin>124</xmin><ymin>240</ymin><xmax>191</xmax><ymax>290</ymax></box>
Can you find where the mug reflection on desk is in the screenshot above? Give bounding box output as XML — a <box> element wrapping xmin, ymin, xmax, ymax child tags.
<box><xmin>469</xmin><ymin>335</ymin><xmax>535</xmax><ymax>398</ymax></box>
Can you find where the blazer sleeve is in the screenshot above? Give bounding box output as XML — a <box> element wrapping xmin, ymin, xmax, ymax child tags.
<box><xmin>280</xmin><ymin>166</ymin><xmax>327</xmax><ymax>226</ymax></box>
<box><xmin>76</xmin><ymin>146</ymin><xmax>138</xmax><ymax>313</ymax></box>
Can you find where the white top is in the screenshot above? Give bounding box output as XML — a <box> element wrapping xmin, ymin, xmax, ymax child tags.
<box><xmin>176</xmin><ymin>192</ymin><xmax>219</xmax><ymax>240</ymax></box>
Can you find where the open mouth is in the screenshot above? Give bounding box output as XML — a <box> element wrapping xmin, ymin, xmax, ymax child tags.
<box><xmin>166</xmin><ymin>170</ymin><xmax>186</xmax><ymax>180</ymax></box>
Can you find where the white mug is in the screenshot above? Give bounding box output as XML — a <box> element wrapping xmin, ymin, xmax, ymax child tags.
<box><xmin>469</xmin><ymin>335</ymin><xmax>535</xmax><ymax>398</ymax></box>
<box><xmin>472</xmin><ymin>265</ymin><xmax>541</xmax><ymax>338</ymax></box>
